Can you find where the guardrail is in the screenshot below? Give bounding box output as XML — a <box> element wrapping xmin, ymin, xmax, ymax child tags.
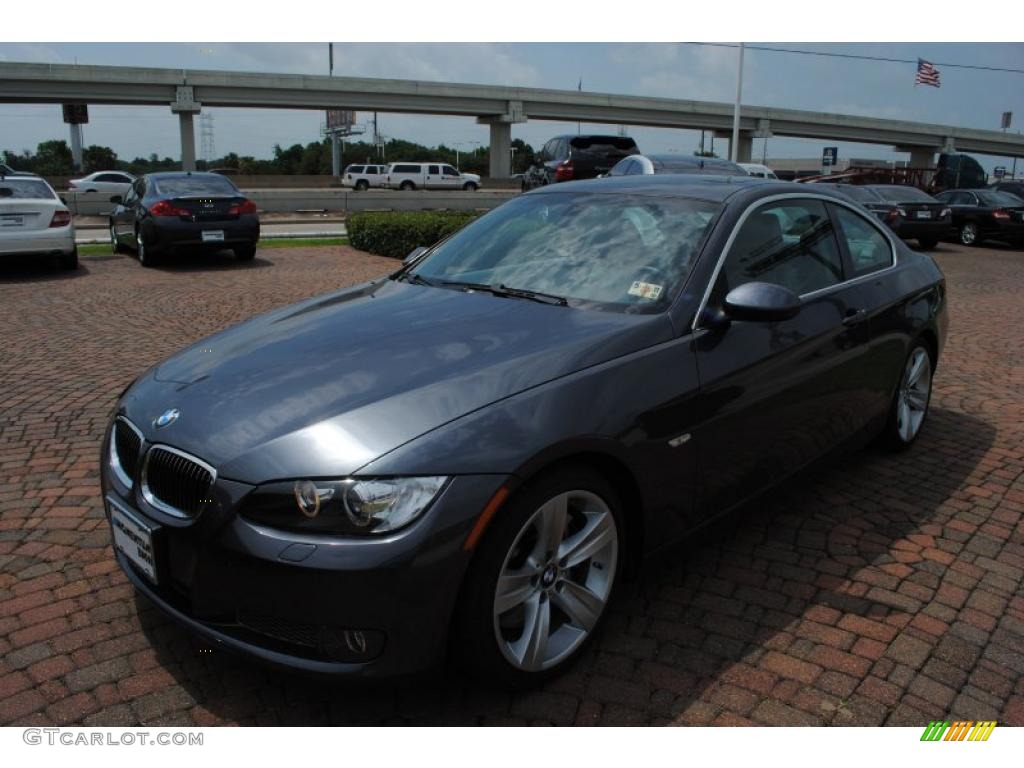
<box><xmin>61</xmin><ymin>189</ymin><xmax>518</xmax><ymax>216</ymax></box>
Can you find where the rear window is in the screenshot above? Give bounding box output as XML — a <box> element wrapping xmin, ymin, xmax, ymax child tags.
<box><xmin>870</xmin><ymin>186</ymin><xmax>936</xmax><ymax>203</ymax></box>
<box><xmin>152</xmin><ymin>176</ymin><xmax>239</xmax><ymax>197</ymax></box>
<box><xmin>569</xmin><ymin>136</ymin><xmax>638</xmax><ymax>152</ymax></box>
<box><xmin>976</xmin><ymin>190</ymin><xmax>1024</xmax><ymax>206</ymax></box>
<box><xmin>829</xmin><ymin>185</ymin><xmax>882</xmax><ymax>203</ymax></box>
<box><xmin>0</xmin><ymin>179</ymin><xmax>56</xmax><ymax>199</ymax></box>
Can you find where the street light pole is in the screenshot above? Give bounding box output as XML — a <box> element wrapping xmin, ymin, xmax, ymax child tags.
<box><xmin>730</xmin><ymin>42</ymin><xmax>745</xmax><ymax>164</ymax></box>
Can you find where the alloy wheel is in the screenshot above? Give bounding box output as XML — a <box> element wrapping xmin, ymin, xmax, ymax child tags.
<box><xmin>492</xmin><ymin>489</ymin><xmax>618</xmax><ymax>672</ymax></box>
<box><xmin>110</xmin><ymin>224</ymin><xmax>118</xmax><ymax>253</ymax></box>
<box><xmin>959</xmin><ymin>223</ymin><xmax>977</xmax><ymax>245</ymax></box>
<box><xmin>895</xmin><ymin>347</ymin><xmax>932</xmax><ymax>443</ymax></box>
<box><xmin>136</xmin><ymin>231</ymin><xmax>147</xmax><ymax>264</ymax></box>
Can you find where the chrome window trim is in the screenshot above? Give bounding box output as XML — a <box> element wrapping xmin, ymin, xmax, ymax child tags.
<box><xmin>691</xmin><ymin>192</ymin><xmax>899</xmax><ymax>332</ymax></box>
<box><xmin>140</xmin><ymin>444</ymin><xmax>218</xmax><ymax>519</ymax></box>
<box><xmin>109</xmin><ymin>416</ymin><xmax>144</xmax><ymax>489</ymax></box>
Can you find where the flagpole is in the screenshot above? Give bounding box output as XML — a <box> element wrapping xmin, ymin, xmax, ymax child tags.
<box><xmin>730</xmin><ymin>43</ymin><xmax>745</xmax><ymax>163</ymax></box>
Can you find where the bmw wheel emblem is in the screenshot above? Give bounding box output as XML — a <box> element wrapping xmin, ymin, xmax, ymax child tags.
<box><xmin>154</xmin><ymin>408</ymin><xmax>180</xmax><ymax>429</ymax></box>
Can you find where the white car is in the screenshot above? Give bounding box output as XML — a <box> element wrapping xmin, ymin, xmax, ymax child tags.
<box><xmin>341</xmin><ymin>164</ymin><xmax>387</xmax><ymax>191</ymax></box>
<box><xmin>68</xmin><ymin>170</ymin><xmax>135</xmax><ymax>196</ymax></box>
<box><xmin>0</xmin><ymin>176</ymin><xmax>77</xmax><ymax>270</ymax></box>
<box><xmin>384</xmin><ymin>162</ymin><xmax>481</xmax><ymax>191</ymax></box>
<box><xmin>738</xmin><ymin>163</ymin><xmax>779</xmax><ymax>180</ymax></box>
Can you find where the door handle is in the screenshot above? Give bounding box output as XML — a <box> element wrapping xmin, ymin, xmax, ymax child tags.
<box><xmin>842</xmin><ymin>308</ymin><xmax>868</xmax><ymax>326</ymax></box>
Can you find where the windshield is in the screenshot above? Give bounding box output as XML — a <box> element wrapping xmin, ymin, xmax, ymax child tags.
<box><xmin>409</xmin><ymin>193</ymin><xmax>721</xmax><ymax>312</ymax></box>
<box><xmin>0</xmin><ymin>179</ymin><xmax>56</xmax><ymax>199</ymax></box>
<box><xmin>871</xmin><ymin>185</ymin><xmax>936</xmax><ymax>203</ymax></box>
<box><xmin>977</xmin><ymin>190</ymin><xmax>1024</xmax><ymax>206</ymax></box>
<box><xmin>152</xmin><ymin>175</ymin><xmax>239</xmax><ymax>197</ymax></box>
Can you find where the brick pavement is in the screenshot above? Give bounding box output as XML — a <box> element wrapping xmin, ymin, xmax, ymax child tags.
<box><xmin>0</xmin><ymin>242</ymin><xmax>1022</xmax><ymax>726</ymax></box>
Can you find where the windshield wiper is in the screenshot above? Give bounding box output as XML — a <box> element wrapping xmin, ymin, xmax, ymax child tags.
<box><xmin>439</xmin><ymin>281</ymin><xmax>568</xmax><ymax>306</ymax></box>
<box><xmin>397</xmin><ymin>272</ymin><xmax>437</xmax><ymax>287</ymax></box>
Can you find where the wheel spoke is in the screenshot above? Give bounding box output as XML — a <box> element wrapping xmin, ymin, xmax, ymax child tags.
<box><xmin>907</xmin><ymin>353</ymin><xmax>927</xmax><ymax>387</ymax></box>
<box><xmin>906</xmin><ymin>389</ymin><xmax>928</xmax><ymax>411</ymax></box>
<box><xmin>537</xmin><ymin>494</ymin><xmax>569</xmax><ymax>557</ymax></box>
<box><xmin>898</xmin><ymin>399</ymin><xmax>913</xmax><ymax>441</ymax></box>
<box><xmin>513</xmin><ymin>593</ymin><xmax>551</xmax><ymax>671</ymax></box>
<box><xmin>558</xmin><ymin>512</ymin><xmax>615</xmax><ymax>569</ymax></box>
<box><xmin>551</xmin><ymin>579</ymin><xmax>604</xmax><ymax>631</ymax></box>
<box><xmin>494</xmin><ymin>564</ymin><xmax>538</xmax><ymax>615</ymax></box>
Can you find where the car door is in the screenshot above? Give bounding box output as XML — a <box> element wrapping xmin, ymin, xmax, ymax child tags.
<box><xmin>440</xmin><ymin>165</ymin><xmax>462</xmax><ymax>189</ymax></box>
<box><xmin>114</xmin><ymin>178</ymin><xmax>143</xmax><ymax>239</ymax></box>
<box><xmin>425</xmin><ymin>164</ymin><xmax>441</xmax><ymax>189</ymax></box>
<box><xmin>692</xmin><ymin>197</ymin><xmax>875</xmax><ymax>517</ymax></box>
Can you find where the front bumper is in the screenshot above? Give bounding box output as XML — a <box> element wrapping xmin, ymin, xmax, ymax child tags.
<box><xmin>141</xmin><ymin>215</ymin><xmax>259</xmax><ymax>254</ymax></box>
<box><xmin>100</xmin><ymin>428</ymin><xmax>507</xmax><ymax>678</ymax></box>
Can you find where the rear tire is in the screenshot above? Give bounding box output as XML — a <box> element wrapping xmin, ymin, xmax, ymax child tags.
<box><xmin>136</xmin><ymin>228</ymin><xmax>158</xmax><ymax>267</ymax></box>
<box><xmin>918</xmin><ymin>238</ymin><xmax>938</xmax><ymax>250</ymax></box>
<box><xmin>58</xmin><ymin>248</ymin><xmax>78</xmax><ymax>271</ymax></box>
<box><xmin>881</xmin><ymin>341</ymin><xmax>933</xmax><ymax>451</ymax></box>
<box><xmin>234</xmin><ymin>245</ymin><xmax>256</xmax><ymax>262</ymax></box>
<box><xmin>355</xmin><ymin>180</ymin><xmax>369</xmax><ymax>192</ymax></box>
<box><xmin>452</xmin><ymin>464</ymin><xmax>622</xmax><ymax>687</ymax></box>
<box><xmin>958</xmin><ymin>222</ymin><xmax>979</xmax><ymax>246</ymax></box>
<box><xmin>399</xmin><ymin>181</ymin><xmax>416</xmax><ymax>191</ymax></box>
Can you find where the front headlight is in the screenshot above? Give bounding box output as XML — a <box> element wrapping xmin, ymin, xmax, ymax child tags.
<box><xmin>240</xmin><ymin>476</ymin><xmax>448</xmax><ymax>536</ymax></box>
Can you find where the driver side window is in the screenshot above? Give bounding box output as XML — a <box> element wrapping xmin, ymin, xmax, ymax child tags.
<box><xmin>714</xmin><ymin>199</ymin><xmax>844</xmax><ymax>303</ymax></box>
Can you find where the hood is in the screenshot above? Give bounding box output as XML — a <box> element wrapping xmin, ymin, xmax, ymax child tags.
<box><xmin>462</xmin><ymin>173</ymin><xmax>481</xmax><ymax>182</ymax></box>
<box><xmin>120</xmin><ymin>279</ymin><xmax>670</xmax><ymax>483</ymax></box>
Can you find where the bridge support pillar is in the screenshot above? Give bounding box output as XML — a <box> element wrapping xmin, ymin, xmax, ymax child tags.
<box><xmin>478</xmin><ymin>101</ymin><xmax>526</xmax><ymax>179</ymax></box>
<box><xmin>908</xmin><ymin>148</ymin><xmax>935</xmax><ymax>169</ymax></box>
<box><xmin>715</xmin><ymin>129</ymin><xmax>755</xmax><ymax>163</ymax></box>
<box><xmin>171</xmin><ymin>86</ymin><xmax>202</xmax><ymax>172</ymax></box>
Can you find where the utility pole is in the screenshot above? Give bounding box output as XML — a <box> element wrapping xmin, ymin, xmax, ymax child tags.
<box><xmin>199</xmin><ymin>113</ymin><xmax>216</xmax><ymax>165</ymax></box>
<box><xmin>730</xmin><ymin>42</ymin><xmax>745</xmax><ymax>163</ymax></box>
<box><xmin>329</xmin><ymin>43</ymin><xmax>341</xmax><ymax>178</ymax></box>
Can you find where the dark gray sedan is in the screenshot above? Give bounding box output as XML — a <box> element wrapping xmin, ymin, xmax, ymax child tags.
<box><xmin>101</xmin><ymin>176</ymin><xmax>947</xmax><ymax>685</ymax></box>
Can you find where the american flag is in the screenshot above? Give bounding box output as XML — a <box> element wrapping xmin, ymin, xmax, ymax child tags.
<box><xmin>915</xmin><ymin>59</ymin><xmax>941</xmax><ymax>88</ymax></box>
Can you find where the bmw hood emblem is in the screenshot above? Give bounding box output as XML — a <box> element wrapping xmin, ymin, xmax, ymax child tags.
<box><xmin>154</xmin><ymin>408</ymin><xmax>180</xmax><ymax>429</ymax></box>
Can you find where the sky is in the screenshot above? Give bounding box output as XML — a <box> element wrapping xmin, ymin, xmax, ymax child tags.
<box><xmin>1</xmin><ymin>42</ymin><xmax>1022</xmax><ymax>173</ymax></box>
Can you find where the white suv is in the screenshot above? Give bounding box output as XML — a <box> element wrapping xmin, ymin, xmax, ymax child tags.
<box><xmin>384</xmin><ymin>163</ymin><xmax>481</xmax><ymax>191</ymax></box>
<box><xmin>342</xmin><ymin>164</ymin><xmax>387</xmax><ymax>191</ymax></box>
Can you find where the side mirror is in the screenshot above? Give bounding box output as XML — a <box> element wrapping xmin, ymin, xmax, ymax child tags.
<box><xmin>403</xmin><ymin>246</ymin><xmax>428</xmax><ymax>265</ymax></box>
<box><xmin>723</xmin><ymin>282</ymin><xmax>801</xmax><ymax>323</ymax></box>
<box><xmin>110</xmin><ymin>195</ymin><xmax>123</xmax><ymax>204</ymax></box>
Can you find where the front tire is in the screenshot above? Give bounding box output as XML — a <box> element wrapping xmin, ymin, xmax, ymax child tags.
<box><xmin>958</xmin><ymin>222</ymin><xmax>979</xmax><ymax>246</ymax></box>
<box><xmin>882</xmin><ymin>342</ymin><xmax>933</xmax><ymax>450</ymax></box>
<box><xmin>463</xmin><ymin>182</ymin><xmax>478</xmax><ymax>192</ymax></box>
<box><xmin>110</xmin><ymin>222</ymin><xmax>126</xmax><ymax>254</ymax></box>
<box><xmin>453</xmin><ymin>465</ymin><xmax>622</xmax><ymax>687</ymax></box>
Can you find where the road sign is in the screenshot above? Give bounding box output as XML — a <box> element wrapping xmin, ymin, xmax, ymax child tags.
<box><xmin>62</xmin><ymin>103</ymin><xmax>88</xmax><ymax>125</ymax></box>
<box><xmin>1001</xmin><ymin>112</ymin><xmax>1012</xmax><ymax>130</ymax></box>
<box><xmin>822</xmin><ymin>147</ymin><xmax>838</xmax><ymax>167</ymax></box>
<box><xmin>993</xmin><ymin>166</ymin><xmax>1007</xmax><ymax>179</ymax></box>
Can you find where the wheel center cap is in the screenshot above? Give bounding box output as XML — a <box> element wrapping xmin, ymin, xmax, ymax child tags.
<box><xmin>541</xmin><ymin>565</ymin><xmax>558</xmax><ymax>588</ymax></box>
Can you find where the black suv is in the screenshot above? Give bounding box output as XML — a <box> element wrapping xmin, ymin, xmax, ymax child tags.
<box><xmin>523</xmin><ymin>135</ymin><xmax>639</xmax><ymax>190</ymax></box>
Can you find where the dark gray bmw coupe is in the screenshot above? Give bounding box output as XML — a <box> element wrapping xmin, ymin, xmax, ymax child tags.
<box><xmin>102</xmin><ymin>176</ymin><xmax>947</xmax><ymax>685</ymax></box>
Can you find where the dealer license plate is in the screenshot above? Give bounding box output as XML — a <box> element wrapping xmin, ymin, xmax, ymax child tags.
<box><xmin>201</xmin><ymin>230</ymin><xmax>225</xmax><ymax>243</ymax></box>
<box><xmin>108</xmin><ymin>498</ymin><xmax>158</xmax><ymax>583</ymax></box>
<box><xmin>915</xmin><ymin>211</ymin><xmax>932</xmax><ymax>219</ymax></box>
<box><xmin>0</xmin><ymin>216</ymin><xmax>24</xmax><ymax>227</ymax></box>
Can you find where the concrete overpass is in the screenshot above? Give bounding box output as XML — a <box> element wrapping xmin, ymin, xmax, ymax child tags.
<box><xmin>2</xmin><ymin>60</ymin><xmax>1022</xmax><ymax>177</ymax></box>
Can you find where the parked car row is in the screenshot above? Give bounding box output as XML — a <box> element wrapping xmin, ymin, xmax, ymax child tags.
<box><xmin>342</xmin><ymin>162</ymin><xmax>481</xmax><ymax>191</ymax></box>
<box><xmin>808</xmin><ymin>182</ymin><xmax>1024</xmax><ymax>248</ymax></box>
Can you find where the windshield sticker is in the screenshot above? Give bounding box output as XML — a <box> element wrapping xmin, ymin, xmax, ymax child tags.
<box><xmin>628</xmin><ymin>281</ymin><xmax>663</xmax><ymax>300</ymax></box>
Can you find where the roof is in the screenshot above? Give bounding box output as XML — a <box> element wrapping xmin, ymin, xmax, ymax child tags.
<box><xmin>144</xmin><ymin>171</ymin><xmax>231</xmax><ymax>180</ymax></box>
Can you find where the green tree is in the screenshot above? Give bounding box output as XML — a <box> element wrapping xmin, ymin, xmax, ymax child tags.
<box><xmin>34</xmin><ymin>140</ymin><xmax>74</xmax><ymax>175</ymax></box>
<box><xmin>82</xmin><ymin>144</ymin><xmax>118</xmax><ymax>172</ymax></box>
